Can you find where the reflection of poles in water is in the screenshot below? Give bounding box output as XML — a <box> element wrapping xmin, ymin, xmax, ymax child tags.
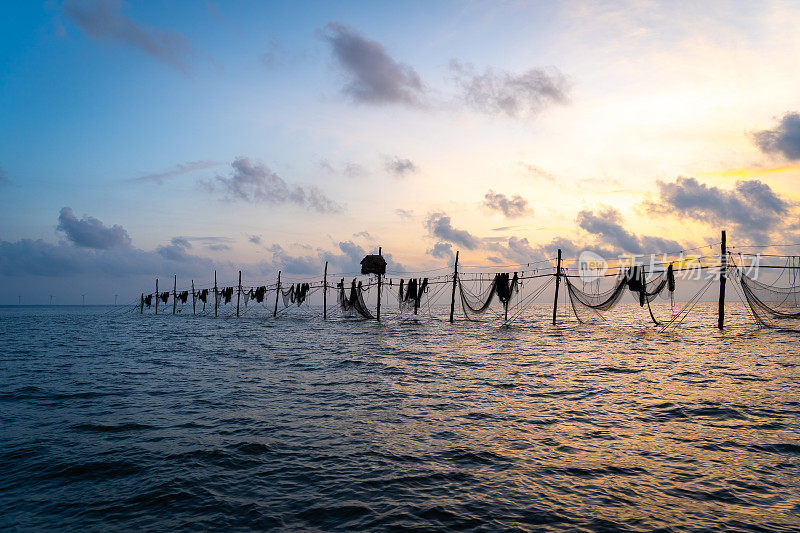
<box><xmin>155</xmin><ymin>278</ymin><xmax>158</xmax><ymax>315</ymax></box>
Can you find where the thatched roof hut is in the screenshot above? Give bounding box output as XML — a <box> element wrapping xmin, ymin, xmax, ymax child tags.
<box><xmin>360</xmin><ymin>254</ymin><xmax>386</xmax><ymax>275</ymax></box>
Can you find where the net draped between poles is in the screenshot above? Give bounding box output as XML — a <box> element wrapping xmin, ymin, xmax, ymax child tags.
<box><xmin>337</xmin><ymin>278</ymin><xmax>374</xmax><ymax>319</ymax></box>
<box><xmin>564</xmin><ymin>265</ymin><xmax>676</xmax><ymax>324</ymax></box>
<box><xmin>739</xmin><ymin>270</ymin><xmax>800</xmax><ymax>329</ymax></box>
<box><xmin>458</xmin><ymin>272</ymin><xmax>520</xmax><ymax>321</ymax></box>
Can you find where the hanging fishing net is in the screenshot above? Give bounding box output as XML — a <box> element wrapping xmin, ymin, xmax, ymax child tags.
<box><xmin>194</xmin><ymin>288</ymin><xmax>210</xmax><ymax>314</ymax></box>
<box><xmin>281</xmin><ymin>283</ymin><xmax>312</xmax><ymax>308</ymax></box>
<box><xmin>565</xmin><ymin>265</ymin><xmax>675</xmax><ymax>323</ymax></box>
<box><xmin>337</xmin><ymin>278</ymin><xmax>374</xmax><ymax>319</ymax></box>
<box><xmin>458</xmin><ymin>272</ymin><xmax>519</xmax><ymax>321</ymax></box>
<box><xmin>739</xmin><ymin>271</ymin><xmax>800</xmax><ymax>329</ymax></box>
<box><xmin>397</xmin><ymin>278</ymin><xmax>429</xmax><ymax>315</ymax></box>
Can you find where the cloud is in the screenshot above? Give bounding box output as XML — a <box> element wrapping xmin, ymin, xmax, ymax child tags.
<box><xmin>504</xmin><ymin>236</ymin><xmax>540</xmax><ymax>263</ymax></box>
<box><xmin>478</xmin><ymin>236</ymin><xmax>552</xmax><ymax>266</ymax></box>
<box><xmin>260</xmin><ymin>38</ymin><xmax>305</xmax><ymax>68</ymax></box>
<box><xmin>484</xmin><ymin>190</ymin><xmax>532</xmax><ymax>218</ymax></box>
<box><xmin>353</xmin><ymin>231</ymin><xmax>374</xmax><ymax>240</ymax></box>
<box><xmin>753</xmin><ymin>112</ymin><xmax>800</xmax><ymax>160</ymax></box>
<box><xmin>424</xmin><ymin>212</ymin><xmax>481</xmax><ymax>250</ymax></box>
<box><xmin>329</xmin><ymin>241</ymin><xmax>406</xmax><ymax>274</ymax></box>
<box><xmin>577</xmin><ymin>206</ymin><xmax>682</xmax><ymax>254</ymax></box>
<box><xmin>169</xmin><ymin>235</ymin><xmax>232</xmax><ymax>247</ymax></box>
<box><xmin>395</xmin><ymin>208</ymin><xmax>414</xmax><ymax>219</ymax></box>
<box><xmin>317</xmin><ymin>159</ymin><xmax>365</xmax><ymax>177</ymax></box>
<box><xmin>0</xmin><ymin>237</ymin><xmax>212</xmax><ymax>278</ymax></box>
<box><xmin>157</xmin><ymin>238</ymin><xmax>195</xmax><ymax>262</ymax></box>
<box><xmin>57</xmin><ymin>207</ymin><xmax>131</xmax><ymax>249</ymax></box>
<box><xmin>645</xmin><ymin>177</ymin><xmax>792</xmax><ymax>241</ymax></box>
<box><xmin>129</xmin><ymin>160</ymin><xmax>222</xmax><ymax>184</ymax></box>
<box><xmin>519</xmin><ymin>162</ymin><xmax>556</xmax><ymax>182</ymax></box>
<box><xmin>206</xmin><ymin>157</ymin><xmax>343</xmax><ymax>213</ymax></box>
<box><xmin>265</xmin><ymin>244</ymin><xmax>320</xmax><ymax>275</ymax></box>
<box><xmin>1</xmin><ymin>208</ymin><xmax>419</xmax><ymax>303</ymax></box>
<box><xmin>152</xmin><ymin>235</ymin><xmax>235</xmax><ymax>260</ymax></box>
<box><xmin>264</xmin><ymin>240</ymin><xmax>405</xmax><ymax>276</ymax></box>
<box><xmin>318</xmin><ymin>159</ymin><xmax>335</xmax><ymax>173</ymax></box>
<box><xmin>344</xmin><ymin>161</ymin><xmax>365</xmax><ymax>178</ymax></box>
<box><xmin>248</xmin><ymin>235</ymin><xmax>262</xmax><ymax>245</ymax></box>
<box><xmin>491</xmin><ymin>225</ymin><xmax>529</xmax><ymax>232</ymax></box>
<box><xmin>450</xmin><ymin>60</ymin><xmax>569</xmax><ymax>118</ymax></box>
<box><xmin>322</xmin><ymin>22</ymin><xmax>424</xmax><ymax>106</ymax></box>
<box><xmin>426</xmin><ymin>242</ymin><xmax>455</xmax><ymax>262</ymax></box>
<box><xmin>385</xmin><ymin>156</ymin><xmax>417</xmax><ymax>178</ymax></box>
<box><xmin>62</xmin><ymin>0</ymin><xmax>193</xmax><ymax>72</ymax></box>
<box><xmin>170</xmin><ymin>237</ymin><xmax>191</xmax><ymax>248</ymax></box>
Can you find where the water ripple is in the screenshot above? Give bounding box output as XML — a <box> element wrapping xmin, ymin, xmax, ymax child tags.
<box><xmin>0</xmin><ymin>303</ymin><xmax>798</xmax><ymax>531</ymax></box>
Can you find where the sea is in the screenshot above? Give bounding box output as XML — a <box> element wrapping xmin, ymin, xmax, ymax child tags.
<box><xmin>1</xmin><ymin>302</ymin><xmax>799</xmax><ymax>531</ymax></box>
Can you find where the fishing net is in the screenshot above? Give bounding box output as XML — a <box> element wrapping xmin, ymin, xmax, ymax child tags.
<box><xmin>739</xmin><ymin>271</ymin><xmax>800</xmax><ymax>329</ymax></box>
<box><xmin>195</xmin><ymin>288</ymin><xmax>210</xmax><ymax>314</ymax></box>
<box><xmin>281</xmin><ymin>283</ymin><xmax>312</xmax><ymax>307</ymax></box>
<box><xmin>397</xmin><ymin>278</ymin><xmax>429</xmax><ymax>315</ymax></box>
<box><xmin>565</xmin><ymin>265</ymin><xmax>675</xmax><ymax>323</ymax></box>
<box><xmin>208</xmin><ymin>286</ymin><xmax>237</xmax><ymax>317</ymax></box>
<box><xmin>458</xmin><ymin>272</ymin><xmax>519</xmax><ymax>321</ymax></box>
<box><xmin>337</xmin><ymin>278</ymin><xmax>374</xmax><ymax>319</ymax></box>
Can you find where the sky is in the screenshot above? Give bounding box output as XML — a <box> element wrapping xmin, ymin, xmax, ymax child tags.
<box><xmin>2</xmin><ymin>0</ymin><xmax>800</xmax><ymax>304</ymax></box>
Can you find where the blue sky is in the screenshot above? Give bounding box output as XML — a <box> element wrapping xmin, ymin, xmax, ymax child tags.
<box><xmin>2</xmin><ymin>0</ymin><xmax>800</xmax><ymax>304</ymax></box>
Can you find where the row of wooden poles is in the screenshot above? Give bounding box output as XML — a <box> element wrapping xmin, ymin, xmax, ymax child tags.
<box><xmin>142</xmin><ymin>231</ymin><xmax>730</xmax><ymax>329</ymax></box>
<box><xmin>144</xmin><ymin>268</ymin><xmax>315</xmax><ymax>319</ymax></box>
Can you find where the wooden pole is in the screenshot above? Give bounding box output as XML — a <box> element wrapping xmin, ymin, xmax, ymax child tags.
<box><xmin>237</xmin><ymin>270</ymin><xmax>242</xmax><ymax>317</ymax></box>
<box><xmin>323</xmin><ymin>261</ymin><xmax>328</xmax><ymax>320</ymax></box>
<box><xmin>718</xmin><ymin>230</ymin><xmax>727</xmax><ymax>330</ymax></box>
<box><xmin>140</xmin><ymin>293</ymin><xmax>144</xmax><ymax>314</ymax></box>
<box><xmin>273</xmin><ymin>270</ymin><xmax>281</xmax><ymax>318</ymax></box>
<box><xmin>191</xmin><ymin>280</ymin><xmax>195</xmax><ymax>315</ymax></box>
<box><xmin>552</xmin><ymin>249</ymin><xmax>562</xmax><ymax>325</ymax></box>
<box><xmin>214</xmin><ymin>270</ymin><xmax>218</xmax><ymax>318</ymax></box>
<box><xmin>155</xmin><ymin>278</ymin><xmax>159</xmax><ymax>315</ymax></box>
<box><xmin>173</xmin><ymin>274</ymin><xmax>177</xmax><ymax>315</ymax></box>
<box><xmin>376</xmin><ymin>247</ymin><xmax>382</xmax><ymax>322</ymax></box>
<box><xmin>449</xmin><ymin>250</ymin><xmax>459</xmax><ymax>323</ymax></box>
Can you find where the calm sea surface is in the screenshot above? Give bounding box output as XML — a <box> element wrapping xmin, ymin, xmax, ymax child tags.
<box><xmin>1</xmin><ymin>303</ymin><xmax>799</xmax><ymax>531</ymax></box>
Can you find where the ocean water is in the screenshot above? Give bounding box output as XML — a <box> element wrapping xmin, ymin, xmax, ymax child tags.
<box><xmin>1</xmin><ymin>302</ymin><xmax>799</xmax><ymax>531</ymax></box>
